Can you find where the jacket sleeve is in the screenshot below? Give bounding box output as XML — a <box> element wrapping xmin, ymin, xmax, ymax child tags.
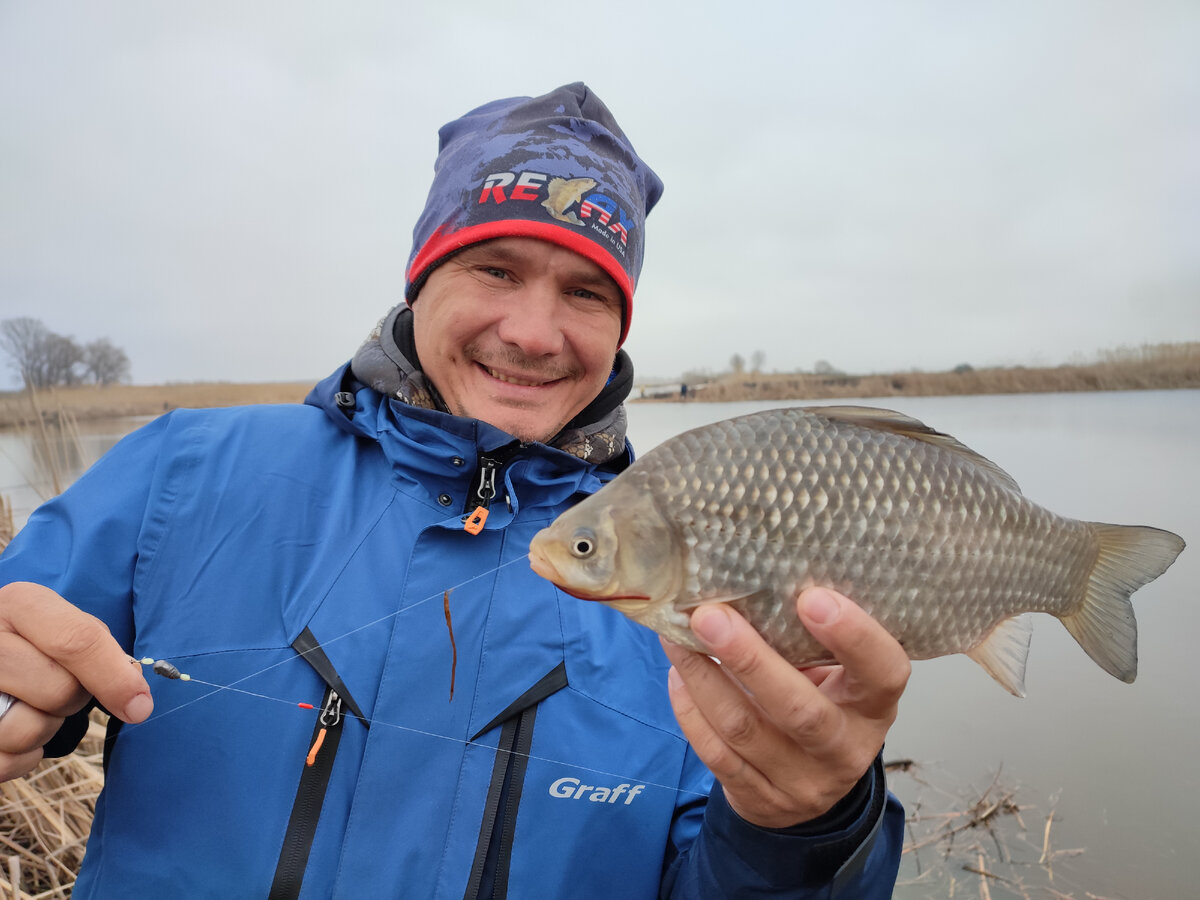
<box><xmin>661</xmin><ymin>754</ymin><xmax>903</xmax><ymax>899</ymax></box>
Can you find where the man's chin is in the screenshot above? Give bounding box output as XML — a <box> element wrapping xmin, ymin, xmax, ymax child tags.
<box><xmin>466</xmin><ymin>405</ymin><xmax>567</xmax><ymax>444</ymax></box>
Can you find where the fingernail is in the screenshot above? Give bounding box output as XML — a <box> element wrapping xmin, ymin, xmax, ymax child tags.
<box><xmin>667</xmin><ymin>666</ymin><xmax>683</xmax><ymax>690</ymax></box>
<box><xmin>801</xmin><ymin>589</ymin><xmax>840</xmax><ymax>625</ymax></box>
<box><xmin>690</xmin><ymin>605</ymin><xmax>732</xmax><ymax>647</ymax></box>
<box><xmin>123</xmin><ymin>692</ymin><xmax>153</xmax><ymax>723</ymax></box>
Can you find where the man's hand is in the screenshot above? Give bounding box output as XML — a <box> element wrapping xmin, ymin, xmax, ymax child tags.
<box><xmin>0</xmin><ymin>582</ymin><xmax>153</xmax><ymax>781</ymax></box>
<box><xmin>661</xmin><ymin>587</ymin><xmax>910</xmax><ymax>829</ymax></box>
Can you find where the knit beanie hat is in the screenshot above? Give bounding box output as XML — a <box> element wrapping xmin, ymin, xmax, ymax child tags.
<box><xmin>405</xmin><ymin>83</ymin><xmax>663</xmax><ymax>346</ymax></box>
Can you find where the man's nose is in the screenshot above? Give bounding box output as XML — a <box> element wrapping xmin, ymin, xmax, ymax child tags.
<box><xmin>495</xmin><ymin>283</ymin><xmax>565</xmax><ymax>356</ymax></box>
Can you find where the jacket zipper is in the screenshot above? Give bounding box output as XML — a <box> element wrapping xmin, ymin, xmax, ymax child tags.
<box><xmin>307</xmin><ymin>690</ymin><xmax>343</xmax><ymax>766</ymax></box>
<box><xmin>463</xmin><ymin>707</ymin><xmax>537</xmax><ymax>900</ymax></box>
<box><xmin>461</xmin><ymin>663</ymin><xmax>566</xmax><ymax>900</ymax></box>
<box><xmin>268</xmin><ymin>686</ymin><xmax>346</xmax><ymax>900</ymax></box>
<box><xmin>463</xmin><ymin>443</ymin><xmax>523</xmax><ymax>532</ymax></box>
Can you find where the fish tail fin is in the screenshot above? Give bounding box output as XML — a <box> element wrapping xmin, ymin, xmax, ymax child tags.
<box><xmin>1061</xmin><ymin>523</ymin><xmax>1185</xmax><ymax>683</ymax></box>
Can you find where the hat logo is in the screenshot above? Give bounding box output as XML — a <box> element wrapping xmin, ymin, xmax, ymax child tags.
<box><xmin>578</xmin><ymin>194</ymin><xmax>631</xmax><ymax>248</ymax></box>
<box><xmin>476</xmin><ymin>170</ymin><xmax>635</xmax><ymax>250</ymax></box>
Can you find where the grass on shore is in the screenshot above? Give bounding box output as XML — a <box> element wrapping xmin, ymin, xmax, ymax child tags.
<box><xmin>0</xmin><ymin>381</ymin><xmax>312</xmax><ymax>429</ymax></box>
<box><xmin>648</xmin><ymin>342</ymin><xmax>1200</xmax><ymax>403</ymax></box>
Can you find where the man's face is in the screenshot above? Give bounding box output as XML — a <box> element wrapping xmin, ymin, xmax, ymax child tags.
<box><xmin>412</xmin><ymin>237</ymin><xmax>624</xmax><ymax>444</ymax></box>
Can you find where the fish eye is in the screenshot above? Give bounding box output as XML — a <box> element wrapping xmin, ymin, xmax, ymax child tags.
<box><xmin>569</xmin><ymin>529</ymin><xmax>597</xmax><ymax>558</ymax></box>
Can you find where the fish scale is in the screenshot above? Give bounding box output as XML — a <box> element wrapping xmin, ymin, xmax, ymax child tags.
<box><xmin>528</xmin><ymin>406</ymin><xmax>1186</xmax><ymax>695</ymax></box>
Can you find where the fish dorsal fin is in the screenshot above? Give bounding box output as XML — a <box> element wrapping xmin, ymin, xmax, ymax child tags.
<box><xmin>964</xmin><ymin>614</ymin><xmax>1034</xmax><ymax>697</ymax></box>
<box><xmin>805</xmin><ymin>405</ymin><xmax>1023</xmax><ymax>494</ymax></box>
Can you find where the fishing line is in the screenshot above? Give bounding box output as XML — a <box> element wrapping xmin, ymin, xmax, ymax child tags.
<box><xmin>129</xmin><ymin>553</ymin><xmax>531</xmax><ymax>726</ymax></box>
<box><xmin>158</xmin><ymin>673</ymin><xmax>707</xmax><ymax>800</ymax></box>
<box><xmin>124</xmin><ymin>554</ymin><xmax>710</xmax><ymax>800</ymax></box>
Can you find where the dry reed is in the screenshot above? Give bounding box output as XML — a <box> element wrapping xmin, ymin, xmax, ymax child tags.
<box><xmin>0</xmin><ymin>389</ymin><xmax>102</xmax><ymax>898</ymax></box>
<box><xmin>0</xmin><ymin>496</ymin><xmax>12</xmax><ymax>552</ymax></box>
<box><xmin>0</xmin><ymin>381</ymin><xmax>311</xmax><ymax>429</ymax></box>
<box><xmin>659</xmin><ymin>341</ymin><xmax>1200</xmax><ymax>404</ymax></box>
<box><xmin>0</xmin><ymin>716</ymin><xmax>106</xmax><ymax>899</ymax></box>
<box><xmin>892</xmin><ymin>762</ymin><xmax>1096</xmax><ymax>899</ymax></box>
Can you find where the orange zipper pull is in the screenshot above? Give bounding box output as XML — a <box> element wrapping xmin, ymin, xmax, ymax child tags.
<box><xmin>305</xmin><ymin>691</ymin><xmax>341</xmax><ymax>767</ymax></box>
<box><xmin>305</xmin><ymin>728</ymin><xmax>327</xmax><ymax>766</ymax></box>
<box><xmin>464</xmin><ymin>506</ymin><xmax>488</xmax><ymax>534</ymax></box>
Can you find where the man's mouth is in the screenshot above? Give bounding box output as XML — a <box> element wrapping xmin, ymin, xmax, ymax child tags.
<box><xmin>483</xmin><ymin>365</ymin><xmax>553</xmax><ymax>387</ymax></box>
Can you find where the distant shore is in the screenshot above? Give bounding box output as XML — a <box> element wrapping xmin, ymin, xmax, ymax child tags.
<box><xmin>652</xmin><ymin>348</ymin><xmax>1200</xmax><ymax>404</ymax></box>
<box><xmin>1</xmin><ymin>343</ymin><xmax>1196</xmax><ymax>428</ymax></box>
<box><xmin>0</xmin><ymin>381</ymin><xmax>314</xmax><ymax>429</ymax></box>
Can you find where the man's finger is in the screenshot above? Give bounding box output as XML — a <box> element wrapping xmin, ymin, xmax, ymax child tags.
<box><xmin>661</xmin><ymin>639</ymin><xmax>789</xmax><ymax>766</ymax></box>
<box><xmin>661</xmin><ymin>644</ymin><xmax>802</xmax><ymax>824</ymax></box>
<box><xmin>0</xmin><ymin>747</ymin><xmax>45</xmax><ymax>783</ymax></box>
<box><xmin>0</xmin><ymin>632</ymin><xmax>93</xmax><ymax>716</ymax></box>
<box><xmin>0</xmin><ymin>582</ymin><xmax>153</xmax><ymax>723</ymax></box>
<box><xmin>0</xmin><ymin>700</ymin><xmax>65</xmax><ymax>756</ymax></box>
<box><xmin>662</xmin><ymin>658</ymin><xmax>747</xmax><ymax>779</ymax></box>
<box><xmin>795</xmin><ymin>588</ymin><xmax>910</xmax><ymax>715</ymax></box>
<box><xmin>688</xmin><ymin>602</ymin><xmax>841</xmax><ymax>744</ymax></box>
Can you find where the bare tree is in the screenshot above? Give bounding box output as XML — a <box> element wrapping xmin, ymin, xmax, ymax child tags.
<box><xmin>1</xmin><ymin>317</ymin><xmax>44</xmax><ymax>386</ymax></box>
<box><xmin>82</xmin><ymin>338</ymin><xmax>131</xmax><ymax>386</ymax></box>
<box><xmin>750</xmin><ymin>350</ymin><xmax>766</xmax><ymax>373</ymax></box>
<box><xmin>44</xmin><ymin>332</ymin><xmax>85</xmax><ymax>386</ymax></box>
<box><xmin>1</xmin><ymin>316</ymin><xmax>87</xmax><ymax>387</ymax></box>
<box><xmin>729</xmin><ymin>353</ymin><xmax>745</xmax><ymax>374</ymax></box>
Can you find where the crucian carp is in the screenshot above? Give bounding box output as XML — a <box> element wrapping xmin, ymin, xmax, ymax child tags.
<box><xmin>529</xmin><ymin>406</ymin><xmax>1185</xmax><ymax>696</ymax></box>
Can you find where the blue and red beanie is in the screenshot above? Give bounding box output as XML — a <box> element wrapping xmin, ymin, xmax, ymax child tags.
<box><xmin>405</xmin><ymin>83</ymin><xmax>663</xmax><ymax>346</ymax></box>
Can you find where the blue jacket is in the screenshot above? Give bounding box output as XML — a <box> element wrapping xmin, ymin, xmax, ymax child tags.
<box><xmin>1</xmin><ymin>366</ymin><xmax>902</xmax><ymax>898</ymax></box>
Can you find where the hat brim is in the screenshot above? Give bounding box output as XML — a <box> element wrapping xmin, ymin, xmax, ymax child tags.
<box><xmin>406</xmin><ymin>220</ymin><xmax>635</xmax><ymax>346</ymax></box>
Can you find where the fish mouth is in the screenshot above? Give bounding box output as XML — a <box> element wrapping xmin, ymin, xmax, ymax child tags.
<box><xmin>528</xmin><ymin>547</ymin><xmax>650</xmax><ymax>605</ymax></box>
<box><xmin>557</xmin><ymin>585</ymin><xmax>652</xmax><ymax>605</ymax></box>
<box><xmin>528</xmin><ymin>544</ymin><xmax>559</xmax><ymax>582</ymax></box>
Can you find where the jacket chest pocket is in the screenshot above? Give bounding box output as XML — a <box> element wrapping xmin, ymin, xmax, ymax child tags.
<box><xmin>485</xmin><ymin>689</ymin><xmax>691</xmax><ymax>900</ymax></box>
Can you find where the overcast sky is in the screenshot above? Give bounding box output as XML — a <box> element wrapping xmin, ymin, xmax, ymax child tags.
<box><xmin>2</xmin><ymin>1</ymin><xmax>1197</xmax><ymax>387</ymax></box>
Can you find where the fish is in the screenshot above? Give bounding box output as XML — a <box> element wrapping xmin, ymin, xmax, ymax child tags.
<box><xmin>528</xmin><ymin>406</ymin><xmax>1186</xmax><ymax>695</ymax></box>
<box><xmin>541</xmin><ymin>176</ymin><xmax>597</xmax><ymax>226</ymax></box>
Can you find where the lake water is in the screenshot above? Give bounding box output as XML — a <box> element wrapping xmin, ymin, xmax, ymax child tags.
<box><xmin>630</xmin><ymin>390</ymin><xmax>1199</xmax><ymax>900</ymax></box>
<box><xmin>2</xmin><ymin>390</ymin><xmax>1197</xmax><ymax>899</ymax></box>
<box><xmin>0</xmin><ymin>416</ymin><xmax>152</xmax><ymax>529</ymax></box>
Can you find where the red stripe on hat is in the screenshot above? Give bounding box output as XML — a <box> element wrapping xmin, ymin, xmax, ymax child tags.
<box><xmin>406</xmin><ymin>221</ymin><xmax>636</xmax><ymax>346</ymax></box>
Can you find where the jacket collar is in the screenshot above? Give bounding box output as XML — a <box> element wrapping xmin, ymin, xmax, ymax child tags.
<box><xmin>339</xmin><ymin>304</ymin><xmax>633</xmax><ymax>465</ymax></box>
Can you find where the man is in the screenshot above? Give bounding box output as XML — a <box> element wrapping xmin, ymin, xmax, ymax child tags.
<box><xmin>0</xmin><ymin>83</ymin><xmax>909</xmax><ymax>897</ymax></box>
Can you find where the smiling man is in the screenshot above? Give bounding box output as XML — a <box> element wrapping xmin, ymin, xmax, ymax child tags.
<box><xmin>0</xmin><ymin>84</ymin><xmax>907</xmax><ymax>897</ymax></box>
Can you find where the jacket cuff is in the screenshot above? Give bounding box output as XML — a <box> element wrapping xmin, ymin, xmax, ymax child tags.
<box><xmin>43</xmin><ymin>701</ymin><xmax>95</xmax><ymax>758</ymax></box>
<box><xmin>703</xmin><ymin>753</ymin><xmax>889</xmax><ymax>891</ymax></box>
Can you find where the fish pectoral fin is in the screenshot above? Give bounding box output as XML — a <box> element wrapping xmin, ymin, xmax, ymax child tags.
<box><xmin>965</xmin><ymin>614</ymin><xmax>1033</xmax><ymax>697</ymax></box>
<box><xmin>677</xmin><ymin>588</ymin><xmax>777</xmax><ymax>614</ymax></box>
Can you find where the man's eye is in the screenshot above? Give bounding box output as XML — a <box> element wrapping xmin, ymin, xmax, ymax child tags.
<box><xmin>482</xmin><ymin>267</ymin><xmax>508</xmax><ymax>279</ymax></box>
<box><xmin>571</xmin><ymin>289</ymin><xmax>617</xmax><ymax>307</ymax></box>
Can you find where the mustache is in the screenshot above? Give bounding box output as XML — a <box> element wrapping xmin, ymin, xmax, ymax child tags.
<box><xmin>465</xmin><ymin>344</ymin><xmax>583</xmax><ymax>382</ymax></box>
